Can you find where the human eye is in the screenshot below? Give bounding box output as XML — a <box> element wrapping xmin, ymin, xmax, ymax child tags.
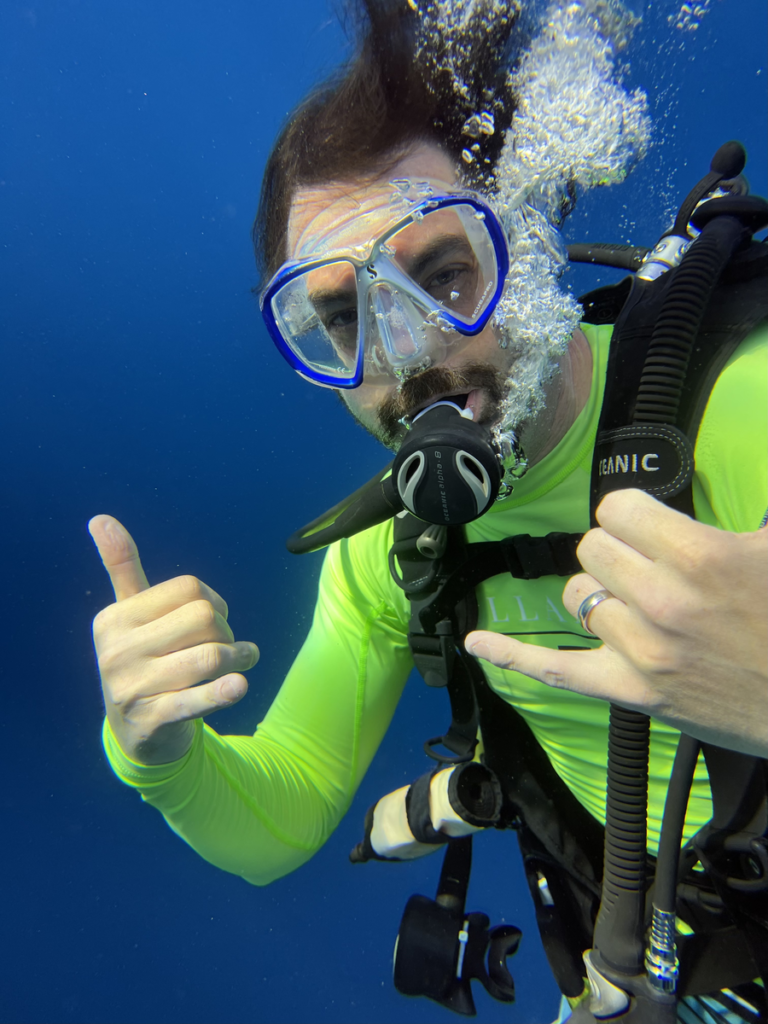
<box><xmin>424</xmin><ymin>265</ymin><xmax>464</xmax><ymax>292</ymax></box>
<box><xmin>327</xmin><ymin>307</ymin><xmax>358</xmax><ymax>331</ymax></box>
<box><xmin>324</xmin><ymin>306</ymin><xmax>359</xmax><ymax>355</ymax></box>
<box><xmin>422</xmin><ymin>261</ymin><xmax>476</xmax><ymax>306</ymax></box>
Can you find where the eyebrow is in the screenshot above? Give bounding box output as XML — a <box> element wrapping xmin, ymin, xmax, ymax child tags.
<box><xmin>307</xmin><ymin>286</ymin><xmax>358</xmax><ymax>317</ymax></box>
<box><xmin>403</xmin><ymin>234</ymin><xmax>475</xmax><ymax>280</ymax></box>
<box><xmin>306</xmin><ymin>233</ymin><xmax>474</xmax><ymax>310</ymax></box>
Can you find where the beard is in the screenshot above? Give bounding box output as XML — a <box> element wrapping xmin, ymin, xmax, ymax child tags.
<box><xmin>375</xmin><ymin>362</ymin><xmax>508</xmax><ymax>449</ymax></box>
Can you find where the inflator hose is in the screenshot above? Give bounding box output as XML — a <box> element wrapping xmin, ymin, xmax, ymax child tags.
<box><xmin>633</xmin><ymin>215</ymin><xmax>750</xmax><ymax>424</ymax></box>
<box><xmin>592</xmin><ymin>706</ymin><xmax>651</xmax><ymax>974</ymax></box>
<box><xmin>567</xmin><ymin>242</ymin><xmax>649</xmax><ymax>271</ymax></box>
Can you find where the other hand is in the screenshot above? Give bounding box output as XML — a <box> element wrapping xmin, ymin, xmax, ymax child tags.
<box><xmin>465</xmin><ymin>490</ymin><xmax>768</xmax><ymax>756</ymax></box>
<box><xmin>89</xmin><ymin>515</ymin><xmax>259</xmax><ymax>765</ymax></box>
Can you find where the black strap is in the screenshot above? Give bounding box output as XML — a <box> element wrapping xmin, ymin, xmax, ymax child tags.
<box><xmin>405</xmin><ymin>771</ymin><xmax>451</xmax><ymax>845</ymax></box>
<box><xmin>393</xmin><ymin>516</ymin><xmax>582</xmax><ymax>762</ymax></box>
<box><xmin>402</xmin><ymin>532</ymin><xmax>583</xmax><ymax>635</ymax></box>
<box><xmin>473</xmin><ymin>664</ymin><xmax>606</xmax><ymax>998</ymax></box>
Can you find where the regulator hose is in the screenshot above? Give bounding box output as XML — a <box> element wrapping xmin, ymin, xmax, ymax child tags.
<box><xmin>654</xmin><ymin>733</ymin><xmax>701</xmax><ymax>917</ymax></box>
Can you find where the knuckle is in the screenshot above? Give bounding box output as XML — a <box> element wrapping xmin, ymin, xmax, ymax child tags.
<box><xmin>576</xmin><ymin>529</ymin><xmax>605</xmax><ymax>566</ymax></box>
<box><xmin>633</xmin><ymin>639</ymin><xmax>679</xmax><ymax>678</ymax></box>
<box><xmin>639</xmin><ymin>592</ymin><xmax>673</xmax><ymax>626</ymax></box>
<box><xmin>542</xmin><ymin>668</ymin><xmax>569</xmax><ymax>689</ymax></box>
<box><xmin>669</xmin><ymin>540</ymin><xmax>704</xmax><ymax>578</ymax></box>
<box><xmin>97</xmin><ymin>644</ymin><xmax>123</xmax><ymax>676</ymax></box>
<box><xmin>190</xmin><ymin>598</ymin><xmax>217</xmax><ymax>630</ymax></box>
<box><xmin>92</xmin><ymin>605</ymin><xmax>116</xmax><ymax>642</ymax></box>
<box><xmin>175</xmin><ymin>575</ymin><xmax>204</xmax><ymax>603</ymax></box>
<box><xmin>103</xmin><ymin>670</ymin><xmax>137</xmax><ymax>710</ymax></box>
<box><xmin>198</xmin><ymin>643</ymin><xmax>224</xmax><ymax>677</ymax></box>
<box><xmin>639</xmin><ymin>589</ymin><xmax>694</xmax><ymax>632</ymax></box>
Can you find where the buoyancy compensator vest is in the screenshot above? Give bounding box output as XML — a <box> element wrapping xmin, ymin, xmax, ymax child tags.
<box><xmin>286</xmin><ymin>142</ymin><xmax>768</xmax><ymax>1022</ymax></box>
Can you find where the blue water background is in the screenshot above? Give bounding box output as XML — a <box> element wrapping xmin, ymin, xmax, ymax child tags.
<box><xmin>1</xmin><ymin>2</ymin><xmax>765</xmax><ymax>1022</ymax></box>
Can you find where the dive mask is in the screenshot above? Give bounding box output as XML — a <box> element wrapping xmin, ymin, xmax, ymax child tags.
<box><xmin>260</xmin><ymin>185</ymin><xmax>510</xmax><ymax>388</ymax></box>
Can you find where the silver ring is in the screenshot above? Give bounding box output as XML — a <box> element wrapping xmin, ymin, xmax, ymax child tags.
<box><xmin>577</xmin><ymin>589</ymin><xmax>614</xmax><ymax>634</ymax></box>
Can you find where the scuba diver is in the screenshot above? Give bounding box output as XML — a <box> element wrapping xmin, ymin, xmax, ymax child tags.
<box><xmin>88</xmin><ymin>1</ymin><xmax>768</xmax><ymax>1020</ymax></box>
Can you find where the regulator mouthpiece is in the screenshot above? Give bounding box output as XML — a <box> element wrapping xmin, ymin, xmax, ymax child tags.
<box><xmin>393</xmin><ymin>401</ymin><xmax>502</xmax><ymax>525</ymax></box>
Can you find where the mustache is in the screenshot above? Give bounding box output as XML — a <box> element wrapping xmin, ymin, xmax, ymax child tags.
<box><xmin>377</xmin><ymin>363</ymin><xmax>507</xmax><ymax>447</ymax></box>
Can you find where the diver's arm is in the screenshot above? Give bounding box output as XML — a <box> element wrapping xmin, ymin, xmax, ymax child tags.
<box><xmin>467</xmin><ymin>327</ymin><xmax>768</xmax><ymax>757</ymax></box>
<box><xmin>94</xmin><ymin>520</ymin><xmax>413</xmax><ymax>884</ymax></box>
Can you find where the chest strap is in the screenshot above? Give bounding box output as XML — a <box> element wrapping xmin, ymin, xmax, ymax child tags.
<box><xmin>392</xmin><ymin>517</ymin><xmax>582</xmax><ymax>762</ymax></box>
<box><xmin>393</xmin><ymin>529</ymin><xmax>582</xmax><ymax>634</ymax></box>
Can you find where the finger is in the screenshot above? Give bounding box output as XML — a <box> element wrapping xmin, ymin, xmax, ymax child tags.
<box><xmin>89</xmin><ymin>515</ymin><xmax>150</xmax><ymax>601</ymax></box>
<box><xmin>107</xmin><ymin>574</ymin><xmax>230</xmax><ymax>629</ymax></box>
<box><xmin>147</xmin><ymin>673</ymin><xmax>250</xmax><ymax>725</ymax></box>
<box><xmin>133</xmin><ymin>599</ymin><xmax>235</xmax><ymax>657</ymax></box>
<box><xmin>576</xmin><ymin>527</ymin><xmax>656</xmax><ymax>603</ymax></box>
<box><xmin>464</xmin><ymin>630</ymin><xmax>653</xmax><ymax>707</ymax></box>
<box><xmin>134</xmin><ymin>641</ymin><xmax>260</xmax><ymax>697</ymax></box>
<box><xmin>562</xmin><ymin>574</ymin><xmax>630</xmax><ymax>639</ymax></box>
<box><xmin>561</xmin><ymin>574</ymin><xmax>662</xmax><ymax>660</ymax></box>
<box><xmin>561</xmin><ymin>572</ymin><xmax>602</xmax><ymax>618</ymax></box>
<box><xmin>594</xmin><ymin>489</ymin><xmax>710</xmax><ymax>561</ymax></box>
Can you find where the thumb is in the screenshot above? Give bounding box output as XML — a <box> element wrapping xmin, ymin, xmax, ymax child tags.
<box><xmin>88</xmin><ymin>515</ymin><xmax>150</xmax><ymax>601</ymax></box>
<box><xmin>464</xmin><ymin>630</ymin><xmax>516</xmax><ymax>667</ymax></box>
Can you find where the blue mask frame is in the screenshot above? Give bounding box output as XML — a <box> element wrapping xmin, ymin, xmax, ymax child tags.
<box><xmin>260</xmin><ymin>191</ymin><xmax>510</xmax><ymax>389</ymax></box>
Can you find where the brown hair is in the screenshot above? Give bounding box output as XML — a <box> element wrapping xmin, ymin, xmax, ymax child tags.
<box><xmin>252</xmin><ymin>0</ymin><xmax>521</xmax><ymax>285</ymax></box>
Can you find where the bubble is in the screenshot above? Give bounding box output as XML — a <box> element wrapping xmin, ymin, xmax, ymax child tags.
<box><xmin>668</xmin><ymin>0</ymin><xmax>711</xmax><ymax>31</ymax></box>
<box><xmin>413</xmin><ymin>0</ymin><xmax>651</xmax><ymax>436</ymax></box>
<box><xmin>479</xmin><ymin>110</ymin><xmax>495</xmax><ymax>135</ymax></box>
<box><xmin>462</xmin><ymin>114</ymin><xmax>484</xmax><ymax>138</ymax></box>
<box><xmin>450</xmin><ymin>290</ymin><xmax>461</xmax><ymax>301</ymax></box>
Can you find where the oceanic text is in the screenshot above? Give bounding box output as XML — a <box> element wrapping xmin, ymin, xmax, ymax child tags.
<box><xmin>598</xmin><ymin>453</ymin><xmax>659</xmax><ymax>476</ymax></box>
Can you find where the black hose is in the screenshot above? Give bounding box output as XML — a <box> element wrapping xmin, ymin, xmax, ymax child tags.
<box><xmin>567</xmin><ymin>243</ymin><xmax>649</xmax><ymax>271</ymax></box>
<box><xmin>671</xmin><ymin>140</ymin><xmax>746</xmax><ymax>237</ymax></box>
<box><xmin>633</xmin><ymin>216</ymin><xmax>748</xmax><ymax>424</ymax></box>
<box><xmin>654</xmin><ymin>734</ymin><xmax>701</xmax><ymax>915</ymax></box>
<box><xmin>286</xmin><ymin>462</ymin><xmax>399</xmax><ymax>554</ymax></box>
<box><xmin>593</xmin><ymin>705</ymin><xmax>651</xmax><ymax>975</ymax></box>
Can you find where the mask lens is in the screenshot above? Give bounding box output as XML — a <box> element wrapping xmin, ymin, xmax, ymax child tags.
<box><xmin>386</xmin><ymin>204</ymin><xmax>499</xmax><ymax>326</ymax></box>
<box><xmin>271</xmin><ymin>259</ymin><xmax>360</xmax><ymax>381</ymax></box>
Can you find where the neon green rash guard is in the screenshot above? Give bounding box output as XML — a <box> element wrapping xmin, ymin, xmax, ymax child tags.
<box><xmin>103</xmin><ymin>322</ymin><xmax>768</xmax><ymax>887</ymax></box>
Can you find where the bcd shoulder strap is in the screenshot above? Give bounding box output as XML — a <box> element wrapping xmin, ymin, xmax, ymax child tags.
<box><xmin>587</xmin><ymin>239</ymin><xmax>768</xmax><ymax>518</ymax></box>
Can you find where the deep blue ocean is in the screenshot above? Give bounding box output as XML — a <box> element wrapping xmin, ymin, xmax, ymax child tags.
<box><xmin>2</xmin><ymin>2</ymin><xmax>766</xmax><ymax>1022</ymax></box>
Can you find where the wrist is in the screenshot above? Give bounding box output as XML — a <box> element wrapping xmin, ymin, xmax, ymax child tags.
<box><xmin>106</xmin><ymin>709</ymin><xmax>195</xmax><ymax>766</ymax></box>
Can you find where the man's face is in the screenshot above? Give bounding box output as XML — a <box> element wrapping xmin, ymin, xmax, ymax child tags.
<box><xmin>288</xmin><ymin>143</ymin><xmax>519</xmax><ymax>449</ymax></box>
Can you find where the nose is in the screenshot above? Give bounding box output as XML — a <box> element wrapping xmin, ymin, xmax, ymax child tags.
<box><xmin>369</xmin><ymin>284</ymin><xmax>423</xmax><ymax>366</ymax></box>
